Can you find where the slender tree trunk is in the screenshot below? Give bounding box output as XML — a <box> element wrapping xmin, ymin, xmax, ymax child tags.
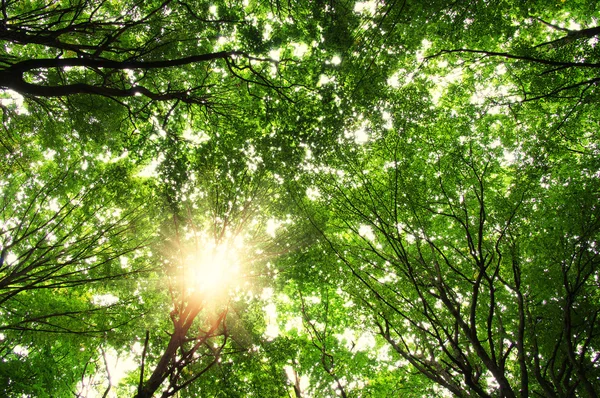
<box><xmin>134</xmin><ymin>330</ymin><xmax>183</xmax><ymax>398</ymax></box>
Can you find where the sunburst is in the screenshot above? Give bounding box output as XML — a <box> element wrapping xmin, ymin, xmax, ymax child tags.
<box><xmin>184</xmin><ymin>237</ymin><xmax>244</xmax><ymax>300</ymax></box>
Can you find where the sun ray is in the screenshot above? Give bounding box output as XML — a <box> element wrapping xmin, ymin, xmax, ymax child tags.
<box><xmin>184</xmin><ymin>237</ymin><xmax>244</xmax><ymax>301</ymax></box>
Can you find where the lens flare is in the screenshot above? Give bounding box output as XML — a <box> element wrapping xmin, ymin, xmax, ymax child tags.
<box><xmin>184</xmin><ymin>239</ymin><xmax>243</xmax><ymax>298</ymax></box>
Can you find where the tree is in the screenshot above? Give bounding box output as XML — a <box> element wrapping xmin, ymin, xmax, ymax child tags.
<box><xmin>0</xmin><ymin>1</ymin><xmax>292</xmax><ymax>103</ymax></box>
<box><xmin>298</xmin><ymin>105</ymin><xmax>600</xmax><ymax>396</ymax></box>
<box><xmin>0</xmin><ymin>153</ymin><xmax>155</xmax><ymax>395</ymax></box>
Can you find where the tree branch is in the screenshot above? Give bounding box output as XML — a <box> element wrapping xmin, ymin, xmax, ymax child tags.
<box><xmin>427</xmin><ymin>49</ymin><xmax>600</xmax><ymax>69</ymax></box>
<box><xmin>3</xmin><ymin>51</ymin><xmax>236</xmax><ymax>74</ymax></box>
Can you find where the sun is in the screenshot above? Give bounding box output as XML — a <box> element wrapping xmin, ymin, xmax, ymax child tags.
<box><xmin>184</xmin><ymin>238</ymin><xmax>243</xmax><ymax>298</ymax></box>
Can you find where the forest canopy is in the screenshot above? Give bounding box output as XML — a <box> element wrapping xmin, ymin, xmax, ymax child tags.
<box><xmin>1</xmin><ymin>0</ymin><xmax>599</xmax><ymax>397</ymax></box>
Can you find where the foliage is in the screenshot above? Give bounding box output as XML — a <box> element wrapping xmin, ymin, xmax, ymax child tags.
<box><xmin>1</xmin><ymin>0</ymin><xmax>599</xmax><ymax>397</ymax></box>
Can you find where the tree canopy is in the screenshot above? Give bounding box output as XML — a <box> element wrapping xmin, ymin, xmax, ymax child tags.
<box><xmin>1</xmin><ymin>0</ymin><xmax>599</xmax><ymax>397</ymax></box>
